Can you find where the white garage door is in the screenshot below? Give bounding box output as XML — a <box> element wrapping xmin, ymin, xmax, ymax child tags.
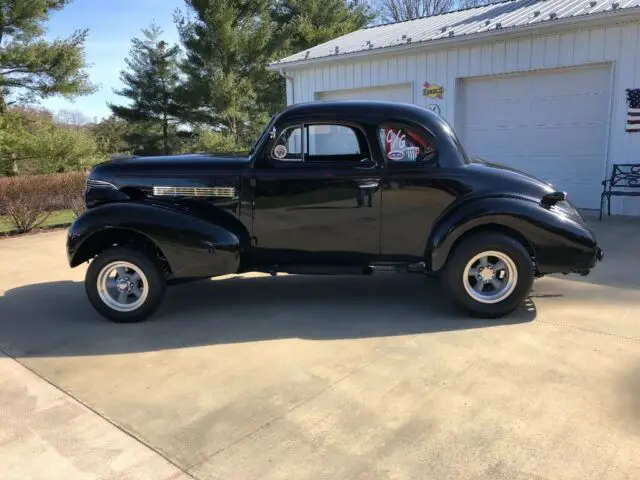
<box><xmin>316</xmin><ymin>83</ymin><xmax>413</xmax><ymax>103</ymax></box>
<box><xmin>457</xmin><ymin>65</ymin><xmax>611</xmax><ymax>209</ymax></box>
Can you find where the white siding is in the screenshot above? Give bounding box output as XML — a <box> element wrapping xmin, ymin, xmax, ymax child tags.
<box><xmin>287</xmin><ymin>22</ymin><xmax>640</xmax><ymax>215</ymax></box>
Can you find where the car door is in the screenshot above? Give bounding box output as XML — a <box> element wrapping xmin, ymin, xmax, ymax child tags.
<box><xmin>250</xmin><ymin>120</ymin><xmax>382</xmax><ymax>268</ymax></box>
<box><xmin>377</xmin><ymin>121</ymin><xmax>459</xmax><ymax>264</ymax></box>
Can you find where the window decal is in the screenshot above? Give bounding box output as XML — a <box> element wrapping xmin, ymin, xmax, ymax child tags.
<box><xmin>405</xmin><ymin>146</ymin><xmax>420</xmax><ymax>160</ymax></box>
<box><xmin>379</xmin><ymin>123</ymin><xmax>437</xmax><ymax>165</ymax></box>
<box><xmin>273</xmin><ymin>144</ymin><xmax>287</xmax><ymax>159</ymax></box>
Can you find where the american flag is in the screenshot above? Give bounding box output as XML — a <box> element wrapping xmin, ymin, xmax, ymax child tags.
<box><xmin>626</xmin><ymin>88</ymin><xmax>640</xmax><ymax>133</ymax></box>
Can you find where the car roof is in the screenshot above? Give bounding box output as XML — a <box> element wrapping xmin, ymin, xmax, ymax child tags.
<box><xmin>277</xmin><ymin>100</ymin><xmax>433</xmax><ymax>119</ymax></box>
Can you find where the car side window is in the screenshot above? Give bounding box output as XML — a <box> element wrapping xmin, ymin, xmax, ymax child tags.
<box><xmin>378</xmin><ymin>123</ymin><xmax>437</xmax><ymax>166</ymax></box>
<box><xmin>270</xmin><ymin>123</ymin><xmax>370</xmax><ymax>167</ymax></box>
<box><xmin>306</xmin><ymin>124</ymin><xmax>360</xmax><ymax>156</ymax></box>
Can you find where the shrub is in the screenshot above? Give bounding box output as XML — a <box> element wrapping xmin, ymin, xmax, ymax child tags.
<box><xmin>46</xmin><ymin>171</ymin><xmax>88</xmax><ymax>216</ymax></box>
<box><xmin>0</xmin><ymin>175</ymin><xmax>52</xmax><ymax>233</ymax></box>
<box><xmin>0</xmin><ymin>172</ymin><xmax>87</xmax><ymax>233</ymax></box>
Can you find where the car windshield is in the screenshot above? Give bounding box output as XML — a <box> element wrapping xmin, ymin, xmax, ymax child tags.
<box><xmin>249</xmin><ymin>115</ymin><xmax>276</xmax><ymax>155</ymax></box>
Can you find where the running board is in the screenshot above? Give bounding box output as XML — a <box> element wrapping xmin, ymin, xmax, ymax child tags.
<box><xmin>255</xmin><ymin>261</ymin><xmax>428</xmax><ymax>277</ymax></box>
<box><xmin>367</xmin><ymin>261</ymin><xmax>427</xmax><ymax>274</ymax></box>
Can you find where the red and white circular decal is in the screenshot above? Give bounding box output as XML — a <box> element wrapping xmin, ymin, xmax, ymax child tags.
<box><xmin>273</xmin><ymin>144</ymin><xmax>287</xmax><ymax>159</ymax></box>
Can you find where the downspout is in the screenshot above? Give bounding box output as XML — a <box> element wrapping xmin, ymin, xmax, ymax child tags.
<box><xmin>278</xmin><ymin>68</ymin><xmax>295</xmax><ymax>105</ymax></box>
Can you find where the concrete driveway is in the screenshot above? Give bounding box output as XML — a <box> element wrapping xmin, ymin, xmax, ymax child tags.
<box><xmin>0</xmin><ymin>214</ymin><xmax>639</xmax><ymax>480</ymax></box>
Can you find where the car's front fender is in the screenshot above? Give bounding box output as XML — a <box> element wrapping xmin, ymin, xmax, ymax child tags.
<box><xmin>67</xmin><ymin>201</ymin><xmax>245</xmax><ymax>278</ymax></box>
<box><xmin>426</xmin><ymin>195</ymin><xmax>599</xmax><ymax>274</ymax></box>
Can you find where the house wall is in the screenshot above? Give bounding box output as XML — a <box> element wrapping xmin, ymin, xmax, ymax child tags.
<box><xmin>286</xmin><ymin>20</ymin><xmax>640</xmax><ymax>215</ymax></box>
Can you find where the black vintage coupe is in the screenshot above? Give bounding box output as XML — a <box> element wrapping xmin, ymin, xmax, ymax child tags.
<box><xmin>67</xmin><ymin>101</ymin><xmax>603</xmax><ymax>322</ymax></box>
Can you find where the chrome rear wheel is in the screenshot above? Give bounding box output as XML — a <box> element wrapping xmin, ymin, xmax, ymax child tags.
<box><xmin>443</xmin><ymin>232</ymin><xmax>534</xmax><ymax>318</ymax></box>
<box><xmin>462</xmin><ymin>250</ymin><xmax>518</xmax><ymax>304</ymax></box>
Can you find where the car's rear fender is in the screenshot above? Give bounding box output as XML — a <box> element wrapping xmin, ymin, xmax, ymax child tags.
<box><xmin>67</xmin><ymin>201</ymin><xmax>246</xmax><ymax>278</ymax></box>
<box><xmin>426</xmin><ymin>195</ymin><xmax>598</xmax><ymax>274</ymax></box>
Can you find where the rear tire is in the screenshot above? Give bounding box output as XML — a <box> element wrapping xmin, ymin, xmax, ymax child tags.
<box><xmin>442</xmin><ymin>232</ymin><xmax>534</xmax><ymax>318</ymax></box>
<box><xmin>85</xmin><ymin>246</ymin><xmax>166</xmax><ymax>323</ymax></box>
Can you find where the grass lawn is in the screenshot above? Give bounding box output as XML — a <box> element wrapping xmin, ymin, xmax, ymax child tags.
<box><xmin>0</xmin><ymin>209</ymin><xmax>75</xmax><ymax>235</ymax></box>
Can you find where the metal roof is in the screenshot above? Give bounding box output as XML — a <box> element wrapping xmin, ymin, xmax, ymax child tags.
<box><xmin>270</xmin><ymin>0</ymin><xmax>640</xmax><ymax>67</ymax></box>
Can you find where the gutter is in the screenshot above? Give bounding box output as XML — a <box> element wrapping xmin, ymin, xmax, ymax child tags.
<box><xmin>267</xmin><ymin>6</ymin><xmax>640</xmax><ymax>71</ymax></box>
<box><xmin>278</xmin><ymin>68</ymin><xmax>295</xmax><ymax>105</ymax></box>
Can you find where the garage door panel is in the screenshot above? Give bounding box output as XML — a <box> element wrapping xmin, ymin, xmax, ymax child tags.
<box><xmin>464</xmin><ymin>99</ymin><xmax>528</xmax><ymax>125</ymax></box>
<box><xmin>316</xmin><ymin>84</ymin><xmax>413</xmax><ymax>103</ymax></box>
<box><xmin>504</xmin><ymin>154</ymin><xmax>605</xmax><ymax>179</ymax></box>
<box><xmin>458</xmin><ymin>65</ymin><xmax>611</xmax><ymax>209</ymax></box>
<box><xmin>531</xmin><ymin>94</ymin><xmax>608</xmax><ymax>125</ymax></box>
<box><xmin>463</xmin><ymin>125</ymin><xmax>606</xmax><ymax>155</ymax></box>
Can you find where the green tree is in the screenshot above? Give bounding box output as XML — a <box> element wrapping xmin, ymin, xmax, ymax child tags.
<box><xmin>174</xmin><ymin>0</ymin><xmax>374</xmax><ymax>148</ymax></box>
<box><xmin>261</xmin><ymin>0</ymin><xmax>374</xmax><ymax>115</ymax></box>
<box><xmin>0</xmin><ymin>0</ymin><xmax>95</xmax><ymax>112</ymax></box>
<box><xmin>90</xmin><ymin>115</ymin><xmax>132</xmax><ymax>156</ymax></box>
<box><xmin>271</xmin><ymin>0</ymin><xmax>374</xmax><ymax>54</ymax></box>
<box><xmin>0</xmin><ymin>105</ymin><xmax>101</xmax><ymax>175</ymax></box>
<box><xmin>174</xmin><ymin>0</ymin><xmax>274</xmax><ymax>147</ymax></box>
<box><xmin>108</xmin><ymin>23</ymin><xmax>182</xmax><ymax>155</ymax></box>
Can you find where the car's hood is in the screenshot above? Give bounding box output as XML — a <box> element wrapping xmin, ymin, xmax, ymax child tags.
<box><xmin>91</xmin><ymin>152</ymin><xmax>251</xmax><ymax>179</ymax></box>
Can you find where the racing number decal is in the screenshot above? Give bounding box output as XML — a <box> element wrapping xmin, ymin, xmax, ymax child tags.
<box><xmin>386</xmin><ymin>129</ymin><xmax>405</xmax><ymax>160</ymax></box>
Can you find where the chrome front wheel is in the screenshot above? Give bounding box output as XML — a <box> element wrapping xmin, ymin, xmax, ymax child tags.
<box><xmin>97</xmin><ymin>261</ymin><xmax>149</xmax><ymax>312</ymax></box>
<box><xmin>86</xmin><ymin>246</ymin><xmax>166</xmax><ymax>323</ymax></box>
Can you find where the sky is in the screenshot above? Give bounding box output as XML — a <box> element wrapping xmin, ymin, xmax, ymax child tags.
<box><xmin>42</xmin><ymin>0</ymin><xmax>185</xmax><ymax>121</ymax></box>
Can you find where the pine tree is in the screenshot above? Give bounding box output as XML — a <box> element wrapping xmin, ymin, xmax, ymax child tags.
<box><xmin>108</xmin><ymin>23</ymin><xmax>182</xmax><ymax>155</ymax></box>
<box><xmin>174</xmin><ymin>0</ymin><xmax>374</xmax><ymax>147</ymax></box>
<box><xmin>0</xmin><ymin>0</ymin><xmax>95</xmax><ymax>112</ymax></box>
<box><xmin>174</xmin><ymin>0</ymin><xmax>274</xmax><ymax>147</ymax></box>
<box><xmin>271</xmin><ymin>0</ymin><xmax>374</xmax><ymax>55</ymax></box>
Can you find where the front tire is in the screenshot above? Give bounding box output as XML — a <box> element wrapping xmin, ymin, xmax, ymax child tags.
<box><xmin>85</xmin><ymin>246</ymin><xmax>166</xmax><ymax>323</ymax></box>
<box><xmin>443</xmin><ymin>232</ymin><xmax>534</xmax><ymax>318</ymax></box>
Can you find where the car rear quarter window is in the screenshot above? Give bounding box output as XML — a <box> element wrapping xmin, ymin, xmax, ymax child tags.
<box><xmin>378</xmin><ymin>123</ymin><xmax>437</xmax><ymax>166</ymax></box>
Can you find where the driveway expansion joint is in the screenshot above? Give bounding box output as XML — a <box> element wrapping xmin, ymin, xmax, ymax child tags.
<box><xmin>185</xmin><ymin>334</ymin><xmax>422</xmax><ymax>472</ymax></box>
<box><xmin>537</xmin><ymin>319</ymin><xmax>640</xmax><ymax>343</ymax></box>
<box><xmin>0</xmin><ymin>345</ymin><xmax>200</xmax><ymax>480</ymax></box>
